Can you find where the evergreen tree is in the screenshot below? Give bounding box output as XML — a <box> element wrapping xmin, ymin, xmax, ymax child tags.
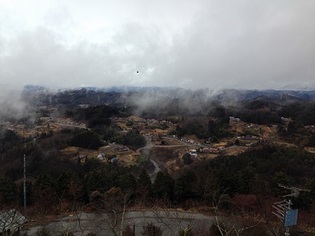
<box><xmin>137</xmin><ymin>170</ymin><xmax>152</xmax><ymax>201</ymax></box>
<box><xmin>124</xmin><ymin>130</ymin><xmax>146</xmax><ymax>148</ymax></box>
<box><xmin>118</xmin><ymin>173</ymin><xmax>137</xmax><ymax>192</ymax></box>
<box><xmin>182</xmin><ymin>153</ymin><xmax>193</xmax><ymax>165</ymax></box>
<box><xmin>0</xmin><ymin>176</ymin><xmax>17</xmax><ymax>204</ymax></box>
<box><xmin>175</xmin><ymin>170</ymin><xmax>199</xmax><ymax>201</ymax></box>
<box><xmin>237</xmin><ymin>167</ymin><xmax>255</xmax><ymax>194</ymax></box>
<box><xmin>152</xmin><ymin>172</ymin><xmax>174</xmax><ymax>201</ymax></box>
<box><xmin>70</xmin><ymin>130</ymin><xmax>103</xmax><ymax>150</ymax></box>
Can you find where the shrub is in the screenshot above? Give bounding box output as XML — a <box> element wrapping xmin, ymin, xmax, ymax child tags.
<box><xmin>70</xmin><ymin>130</ymin><xmax>103</xmax><ymax>150</ymax></box>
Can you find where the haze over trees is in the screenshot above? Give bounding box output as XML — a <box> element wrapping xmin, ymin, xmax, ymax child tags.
<box><xmin>0</xmin><ymin>87</ymin><xmax>315</xmax><ymax>234</ymax></box>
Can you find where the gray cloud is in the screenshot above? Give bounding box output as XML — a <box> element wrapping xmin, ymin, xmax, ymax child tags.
<box><xmin>0</xmin><ymin>85</ymin><xmax>29</xmax><ymax>120</ymax></box>
<box><xmin>161</xmin><ymin>0</ymin><xmax>315</xmax><ymax>90</ymax></box>
<box><xmin>0</xmin><ymin>22</ymin><xmax>170</xmax><ymax>89</ymax></box>
<box><xmin>0</xmin><ymin>0</ymin><xmax>315</xmax><ymax>91</ymax></box>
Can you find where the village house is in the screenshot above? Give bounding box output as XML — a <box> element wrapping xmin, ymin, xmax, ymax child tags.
<box><xmin>189</xmin><ymin>149</ymin><xmax>198</xmax><ymax>158</ymax></box>
<box><xmin>229</xmin><ymin>116</ymin><xmax>241</xmax><ymax>123</ymax></box>
<box><xmin>199</xmin><ymin>147</ymin><xmax>220</xmax><ymax>154</ymax></box>
<box><xmin>305</xmin><ymin>125</ymin><xmax>315</xmax><ymax>133</ymax></box>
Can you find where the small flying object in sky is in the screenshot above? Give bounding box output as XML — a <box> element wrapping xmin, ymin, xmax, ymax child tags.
<box><xmin>136</xmin><ymin>71</ymin><xmax>139</xmax><ymax>73</ymax></box>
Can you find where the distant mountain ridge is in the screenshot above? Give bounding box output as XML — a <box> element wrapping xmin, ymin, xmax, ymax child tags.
<box><xmin>214</xmin><ymin>89</ymin><xmax>315</xmax><ymax>102</ymax></box>
<box><xmin>22</xmin><ymin>85</ymin><xmax>315</xmax><ymax>108</ymax></box>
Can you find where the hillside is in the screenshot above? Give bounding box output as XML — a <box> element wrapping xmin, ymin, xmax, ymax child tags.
<box><xmin>0</xmin><ymin>86</ymin><xmax>315</xmax><ymax>235</ymax></box>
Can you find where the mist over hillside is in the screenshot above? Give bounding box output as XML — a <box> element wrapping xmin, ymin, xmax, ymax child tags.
<box><xmin>0</xmin><ymin>85</ymin><xmax>314</xmax><ymax>123</ymax></box>
<box><xmin>21</xmin><ymin>85</ymin><xmax>315</xmax><ymax>107</ymax></box>
<box><xmin>1</xmin><ymin>84</ymin><xmax>315</xmax><ymax>234</ymax></box>
<box><xmin>2</xmin><ymin>1</ymin><xmax>315</xmax><ymax>233</ymax></box>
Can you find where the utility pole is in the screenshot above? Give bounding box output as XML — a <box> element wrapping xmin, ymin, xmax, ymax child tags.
<box><xmin>23</xmin><ymin>154</ymin><xmax>26</xmax><ymax>209</ymax></box>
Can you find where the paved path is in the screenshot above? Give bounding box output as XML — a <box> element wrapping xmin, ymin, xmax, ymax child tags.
<box><xmin>22</xmin><ymin>210</ymin><xmax>215</xmax><ymax>236</ymax></box>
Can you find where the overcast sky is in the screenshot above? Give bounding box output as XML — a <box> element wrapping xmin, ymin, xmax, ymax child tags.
<box><xmin>1</xmin><ymin>0</ymin><xmax>315</xmax><ymax>91</ymax></box>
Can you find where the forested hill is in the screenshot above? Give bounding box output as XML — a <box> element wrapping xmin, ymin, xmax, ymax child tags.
<box><xmin>0</xmin><ymin>85</ymin><xmax>314</xmax><ymax>234</ymax></box>
<box><xmin>22</xmin><ymin>85</ymin><xmax>315</xmax><ymax>108</ymax></box>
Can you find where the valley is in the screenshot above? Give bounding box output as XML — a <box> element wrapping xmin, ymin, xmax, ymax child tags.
<box><xmin>1</xmin><ymin>87</ymin><xmax>315</xmax><ymax>235</ymax></box>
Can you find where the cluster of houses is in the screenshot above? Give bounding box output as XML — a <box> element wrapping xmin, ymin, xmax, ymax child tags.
<box><xmin>55</xmin><ymin>117</ymin><xmax>86</xmax><ymax>129</ymax></box>
<box><xmin>199</xmin><ymin>147</ymin><xmax>220</xmax><ymax>154</ymax></box>
<box><xmin>2</xmin><ymin>114</ymin><xmax>87</xmax><ymax>140</ymax></box>
<box><xmin>235</xmin><ymin>135</ymin><xmax>262</xmax><ymax>147</ymax></box>
<box><xmin>114</xmin><ymin>116</ymin><xmax>175</xmax><ymax>132</ymax></box>
<box><xmin>181</xmin><ymin>138</ymin><xmax>199</xmax><ymax>144</ymax></box>
<box><xmin>97</xmin><ymin>153</ymin><xmax>118</xmax><ymax>165</ymax></box>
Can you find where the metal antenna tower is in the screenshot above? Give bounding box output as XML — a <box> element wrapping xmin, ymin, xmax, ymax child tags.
<box><xmin>278</xmin><ymin>184</ymin><xmax>310</xmax><ymax>198</ymax></box>
<box><xmin>272</xmin><ymin>184</ymin><xmax>310</xmax><ymax>236</ymax></box>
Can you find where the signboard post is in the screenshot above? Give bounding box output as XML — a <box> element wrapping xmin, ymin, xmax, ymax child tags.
<box><xmin>272</xmin><ymin>185</ymin><xmax>309</xmax><ymax>236</ymax></box>
<box><xmin>284</xmin><ymin>209</ymin><xmax>298</xmax><ymax>227</ymax></box>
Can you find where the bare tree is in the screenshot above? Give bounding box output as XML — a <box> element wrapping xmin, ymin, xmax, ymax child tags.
<box><xmin>88</xmin><ymin>187</ymin><xmax>132</xmax><ymax>236</ymax></box>
<box><xmin>141</xmin><ymin>223</ymin><xmax>162</xmax><ymax>236</ymax></box>
<box><xmin>211</xmin><ymin>191</ymin><xmax>264</xmax><ymax>236</ymax></box>
<box><xmin>0</xmin><ymin>209</ymin><xmax>26</xmax><ymax>236</ymax></box>
<box><xmin>152</xmin><ymin>209</ymin><xmax>195</xmax><ymax>235</ymax></box>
